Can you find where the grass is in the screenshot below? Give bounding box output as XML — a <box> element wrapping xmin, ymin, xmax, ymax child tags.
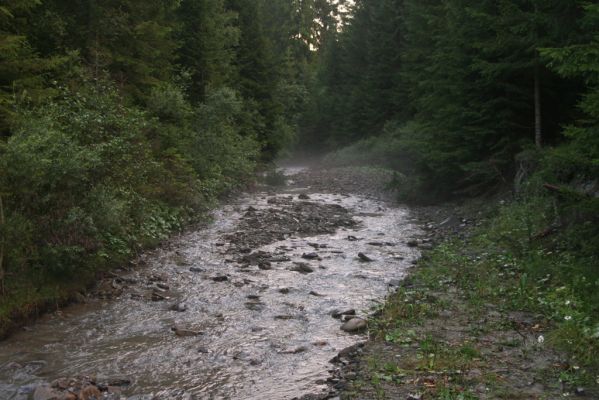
<box><xmin>343</xmin><ymin>190</ymin><xmax>599</xmax><ymax>399</ymax></box>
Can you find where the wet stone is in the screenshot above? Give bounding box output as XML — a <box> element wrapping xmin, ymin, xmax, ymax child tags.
<box><xmin>340</xmin><ymin>318</ymin><xmax>367</xmax><ymax>333</ymax></box>
<box><xmin>331</xmin><ymin>309</ymin><xmax>356</xmax><ymax>319</ymax></box>
<box><xmin>282</xmin><ymin>346</ymin><xmax>308</xmax><ymax>354</ymax></box>
<box><xmin>357</xmin><ymin>252</ymin><xmax>374</xmax><ymax>262</ymax></box>
<box><xmin>291</xmin><ymin>263</ymin><xmax>314</xmax><ymax>274</ymax></box>
<box><xmin>258</xmin><ymin>262</ymin><xmax>272</xmax><ymax>270</ymax></box>
<box><xmin>79</xmin><ymin>385</ymin><xmax>102</xmax><ymax>400</ymax></box>
<box><xmin>275</xmin><ymin>315</ymin><xmax>294</xmax><ymax>320</ymax></box>
<box><xmin>169</xmin><ymin>302</ymin><xmax>187</xmax><ymax>312</ymax></box>
<box><xmin>211</xmin><ymin>275</ymin><xmax>228</xmax><ymax>282</ymax></box>
<box><xmin>33</xmin><ymin>386</ymin><xmax>61</xmax><ymax>400</ymax></box>
<box><xmin>151</xmin><ymin>291</ymin><xmax>168</xmax><ymax>301</ymax></box>
<box><xmin>302</xmin><ymin>252</ymin><xmax>320</xmax><ymax>260</ymax></box>
<box><xmin>245</xmin><ymin>302</ymin><xmax>264</xmax><ymax>311</ymax></box>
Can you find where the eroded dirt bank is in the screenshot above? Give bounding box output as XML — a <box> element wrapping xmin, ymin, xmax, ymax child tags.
<box><xmin>0</xmin><ymin>166</ymin><xmax>421</xmax><ymax>400</ymax></box>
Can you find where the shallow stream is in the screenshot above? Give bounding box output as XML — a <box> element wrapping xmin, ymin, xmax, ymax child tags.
<box><xmin>0</xmin><ymin>169</ymin><xmax>420</xmax><ymax>399</ymax></box>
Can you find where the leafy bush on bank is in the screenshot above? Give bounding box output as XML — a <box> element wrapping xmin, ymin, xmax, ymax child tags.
<box><xmin>0</xmin><ymin>78</ymin><xmax>259</xmax><ymax>334</ymax></box>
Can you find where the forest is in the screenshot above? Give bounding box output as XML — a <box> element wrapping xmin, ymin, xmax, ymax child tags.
<box><xmin>0</xmin><ymin>0</ymin><xmax>598</xmax><ymax>395</ymax></box>
<box><xmin>0</xmin><ymin>0</ymin><xmax>327</xmax><ymax>316</ymax></box>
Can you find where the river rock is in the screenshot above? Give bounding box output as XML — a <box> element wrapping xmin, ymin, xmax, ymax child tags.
<box><xmin>151</xmin><ymin>290</ymin><xmax>168</xmax><ymax>301</ymax></box>
<box><xmin>258</xmin><ymin>262</ymin><xmax>272</xmax><ymax>270</ymax></box>
<box><xmin>270</xmin><ymin>255</ymin><xmax>291</xmax><ymax>262</ymax></box>
<box><xmin>331</xmin><ymin>309</ymin><xmax>356</xmax><ymax>319</ymax></box>
<box><xmin>33</xmin><ymin>386</ymin><xmax>61</xmax><ymax>400</ymax></box>
<box><xmin>189</xmin><ymin>267</ymin><xmax>204</xmax><ymax>273</ymax></box>
<box><xmin>357</xmin><ymin>252</ymin><xmax>374</xmax><ymax>262</ymax></box>
<box><xmin>104</xmin><ymin>378</ymin><xmax>131</xmax><ymax>387</ymax></box>
<box><xmin>407</xmin><ymin>239</ymin><xmax>419</xmax><ymax>248</ymax></box>
<box><xmin>340</xmin><ymin>318</ymin><xmax>367</xmax><ymax>333</ymax></box>
<box><xmin>169</xmin><ymin>302</ymin><xmax>187</xmax><ymax>312</ymax></box>
<box><xmin>281</xmin><ymin>346</ymin><xmax>308</xmax><ymax>354</ymax></box>
<box><xmin>302</xmin><ymin>252</ymin><xmax>320</xmax><ymax>260</ymax></box>
<box><xmin>172</xmin><ymin>326</ymin><xmax>203</xmax><ymax>337</ymax></box>
<box><xmin>79</xmin><ymin>385</ymin><xmax>102</xmax><ymax>400</ymax></box>
<box><xmin>211</xmin><ymin>275</ymin><xmax>228</xmax><ymax>282</ymax></box>
<box><xmin>298</xmin><ymin>194</ymin><xmax>310</xmax><ymax>200</ymax></box>
<box><xmin>291</xmin><ymin>263</ymin><xmax>314</xmax><ymax>274</ymax></box>
<box><xmin>439</xmin><ymin>215</ymin><xmax>460</xmax><ymax>228</ymax></box>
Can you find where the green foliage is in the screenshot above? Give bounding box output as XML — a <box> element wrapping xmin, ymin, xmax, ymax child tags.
<box><xmin>303</xmin><ymin>0</ymin><xmax>587</xmax><ymax>198</ymax></box>
<box><xmin>192</xmin><ymin>87</ymin><xmax>260</xmax><ymax>191</ymax></box>
<box><xmin>1</xmin><ymin>81</ymin><xmax>178</xmax><ymax>274</ymax></box>
<box><xmin>0</xmin><ymin>0</ymin><xmax>326</xmax><ymax>334</ymax></box>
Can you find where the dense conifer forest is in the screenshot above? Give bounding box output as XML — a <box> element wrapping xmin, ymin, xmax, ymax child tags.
<box><xmin>0</xmin><ymin>0</ymin><xmax>328</xmax><ymax>317</ymax></box>
<box><xmin>0</xmin><ymin>0</ymin><xmax>597</xmax><ymax>386</ymax></box>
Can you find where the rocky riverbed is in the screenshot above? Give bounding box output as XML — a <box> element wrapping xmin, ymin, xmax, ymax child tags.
<box><xmin>0</xmin><ymin>166</ymin><xmax>421</xmax><ymax>400</ymax></box>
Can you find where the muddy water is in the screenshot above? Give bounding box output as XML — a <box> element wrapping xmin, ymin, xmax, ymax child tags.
<box><xmin>0</xmin><ymin>171</ymin><xmax>420</xmax><ymax>400</ymax></box>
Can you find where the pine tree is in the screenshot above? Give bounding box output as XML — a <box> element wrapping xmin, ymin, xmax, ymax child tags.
<box><xmin>0</xmin><ymin>0</ymin><xmax>59</xmax><ymax>135</ymax></box>
<box><xmin>177</xmin><ymin>0</ymin><xmax>239</xmax><ymax>102</ymax></box>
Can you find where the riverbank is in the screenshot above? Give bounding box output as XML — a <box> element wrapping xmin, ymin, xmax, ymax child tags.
<box><xmin>0</xmin><ymin>165</ymin><xmax>421</xmax><ymax>399</ymax></box>
<box><xmin>336</xmin><ymin>194</ymin><xmax>599</xmax><ymax>399</ymax></box>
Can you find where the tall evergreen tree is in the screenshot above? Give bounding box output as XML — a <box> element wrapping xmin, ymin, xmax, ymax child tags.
<box><xmin>177</xmin><ymin>0</ymin><xmax>239</xmax><ymax>102</ymax></box>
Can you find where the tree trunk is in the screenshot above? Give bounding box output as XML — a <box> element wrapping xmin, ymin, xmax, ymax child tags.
<box><xmin>534</xmin><ymin>59</ymin><xmax>542</xmax><ymax>148</ymax></box>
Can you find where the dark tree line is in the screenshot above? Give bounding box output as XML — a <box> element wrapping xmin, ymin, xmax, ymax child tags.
<box><xmin>302</xmin><ymin>0</ymin><xmax>598</xmax><ymax>199</ymax></box>
<box><xmin>0</xmin><ymin>0</ymin><xmax>332</xmax><ymax>297</ymax></box>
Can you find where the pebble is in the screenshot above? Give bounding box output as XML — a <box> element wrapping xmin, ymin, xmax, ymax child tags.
<box><xmin>302</xmin><ymin>252</ymin><xmax>320</xmax><ymax>260</ymax></box>
<box><xmin>79</xmin><ymin>385</ymin><xmax>102</xmax><ymax>400</ymax></box>
<box><xmin>340</xmin><ymin>318</ymin><xmax>367</xmax><ymax>333</ymax></box>
<box><xmin>332</xmin><ymin>309</ymin><xmax>356</xmax><ymax>319</ymax></box>
<box><xmin>258</xmin><ymin>262</ymin><xmax>272</xmax><ymax>270</ymax></box>
<box><xmin>290</xmin><ymin>263</ymin><xmax>314</xmax><ymax>274</ymax></box>
<box><xmin>281</xmin><ymin>346</ymin><xmax>308</xmax><ymax>354</ymax></box>
<box><xmin>169</xmin><ymin>303</ymin><xmax>187</xmax><ymax>312</ymax></box>
<box><xmin>33</xmin><ymin>386</ymin><xmax>61</xmax><ymax>400</ymax></box>
<box><xmin>357</xmin><ymin>252</ymin><xmax>374</xmax><ymax>262</ymax></box>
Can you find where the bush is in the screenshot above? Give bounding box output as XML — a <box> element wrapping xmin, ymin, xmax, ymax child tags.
<box><xmin>0</xmin><ymin>80</ymin><xmax>195</xmax><ymax>278</ymax></box>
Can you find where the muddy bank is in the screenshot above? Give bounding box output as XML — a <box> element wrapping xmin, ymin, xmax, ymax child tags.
<box><xmin>334</xmin><ymin>199</ymin><xmax>599</xmax><ymax>400</ymax></box>
<box><xmin>0</xmin><ymin>166</ymin><xmax>421</xmax><ymax>400</ymax></box>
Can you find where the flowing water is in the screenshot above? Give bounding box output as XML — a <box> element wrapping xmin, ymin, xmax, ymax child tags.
<box><xmin>0</xmin><ymin>169</ymin><xmax>420</xmax><ymax>400</ymax></box>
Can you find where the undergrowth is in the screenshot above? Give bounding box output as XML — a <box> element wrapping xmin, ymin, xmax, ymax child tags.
<box><xmin>359</xmin><ymin>182</ymin><xmax>599</xmax><ymax>399</ymax></box>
